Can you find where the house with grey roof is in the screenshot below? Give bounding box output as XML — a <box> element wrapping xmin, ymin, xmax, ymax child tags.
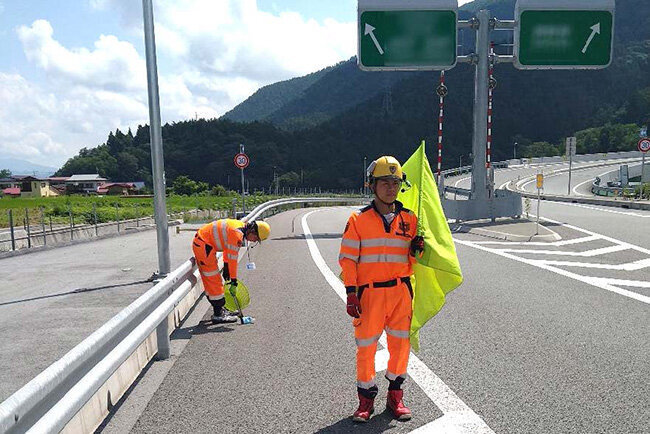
<box><xmin>65</xmin><ymin>174</ymin><xmax>107</xmax><ymax>194</ymax></box>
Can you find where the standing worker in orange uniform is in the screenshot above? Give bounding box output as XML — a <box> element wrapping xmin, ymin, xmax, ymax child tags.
<box><xmin>193</xmin><ymin>218</ymin><xmax>270</xmax><ymax>323</ymax></box>
<box><xmin>339</xmin><ymin>156</ymin><xmax>424</xmax><ymax>423</ymax></box>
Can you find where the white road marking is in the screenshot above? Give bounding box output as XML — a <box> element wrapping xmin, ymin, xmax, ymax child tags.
<box><xmin>455</xmin><ymin>176</ymin><xmax>471</xmax><ymax>187</ymax></box>
<box><xmin>458</xmin><ymin>213</ymin><xmax>650</xmax><ymax>304</ymax></box>
<box><xmin>454</xmin><ymin>241</ymin><xmax>650</xmax><ymax>305</ymax></box>
<box><xmin>572</xmin><ymin>178</ymin><xmax>594</xmax><ymax>196</ymax></box>
<box><xmin>474</xmin><ymin>235</ymin><xmax>600</xmax><ymax>246</ymax></box>
<box><xmin>498</xmin><ymin>244</ymin><xmax>629</xmax><ymax>257</ymax></box>
<box><xmin>540</xmin><ymin>201</ymin><xmax>650</xmax><ymax>218</ymax></box>
<box><xmin>532</xmin><ymin>258</ymin><xmax>650</xmax><ymax>271</ymax></box>
<box><xmin>301</xmin><ymin>209</ymin><xmax>494</xmax><ymax>434</ymax></box>
<box><xmin>535</xmin><ymin>215</ymin><xmax>650</xmax><ymax>255</ymax></box>
<box><xmin>590</xmin><ymin>277</ymin><xmax>650</xmax><ymax>288</ymax></box>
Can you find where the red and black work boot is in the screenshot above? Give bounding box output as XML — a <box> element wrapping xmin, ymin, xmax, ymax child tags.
<box><xmin>387</xmin><ymin>390</ymin><xmax>412</xmax><ymax>421</ymax></box>
<box><xmin>352</xmin><ymin>393</ymin><xmax>375</xmax><ymax>423</ymax></box>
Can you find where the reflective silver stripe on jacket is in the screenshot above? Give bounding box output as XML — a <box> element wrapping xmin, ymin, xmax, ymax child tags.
<box><xmin>355</xmin><ymin>333</ymin><xmax>381</xmax><ymax>348</ymax></box>
<box><xmin>385</xmin><ymin>327</ymin><xmax>410</xmax><ymax>339</ymax></box>
<box><xmin>207</xmin><ymin>294</ymin><xmax>224</xmax><ymax>301</ymax></box>
<box><xmin>339</xmin><ymin>253</ymin><xmax>359</xmax><ymax>262</ymax></box>
<box><xmin>212</xmin><ymin>221</ymin><xmax>222</xmax><ymax>250</ymax></box>
<box><xmin>385</xmin><ymin>371</ymin><xmax>407</xmax><ymax>381</ymax></box>
<box><xmin>358</xmin><ymin>254</ymin><xmax>409</xmax><ymax>263</ymax></box>
<box><xmin>341</xmin><ymin>238</ymin><xmax>360</xmax><ymax>249</ymax></box>
<box><xmin>360</xmin><ymin>238</ymin><xmax>410</xmax><ymax>249</ymax></box>
<box><xmin>357</xmin><ymin>378</ymin><xmax>376</xmax><ymax>389</ymax></box>
<box><xmin>201</xmin><ymin>269</ymin><xmax>220</xmax><ymax>277</ymax></box>
<box><xmin>227</xmin><ymin>254</ymin><xmax>238</xmax><ymax>261</ymax></box>
<box><xmin>221</xmin><ymin>220</ymin><xmax>228</xmax><ymax>250</ymax></box>
<box><xmin>226</xmin><ymin>243</ymin><xmax>239</xmax><ymax>251</ymax></box>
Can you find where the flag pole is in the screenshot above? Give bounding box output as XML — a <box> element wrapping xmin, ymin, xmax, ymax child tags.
<box><xmin>418</xmin><ymin>140</ymin><xmax>425</xmax><ymax>236</ymax></box>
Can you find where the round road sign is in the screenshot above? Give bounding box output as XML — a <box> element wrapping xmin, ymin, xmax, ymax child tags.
<box><xmin>638</xmin><ymin>138</ymin><xmax>650</xmax><ymax>153</ymax></box>
<box><xmin>234</xmin><ymin>152</ymin><xmax>250</xmax><ymax>169</ymax></box>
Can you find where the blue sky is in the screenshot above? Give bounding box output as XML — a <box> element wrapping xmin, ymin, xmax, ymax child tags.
<box><xmin>0</xmin><ymin>0</ymin><xmax>472</xmax><ymax>167</ymax></box>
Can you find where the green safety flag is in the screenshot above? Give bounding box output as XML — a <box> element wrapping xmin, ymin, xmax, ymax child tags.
<box><xmin>398</xmin><ymin>140</ymin><xmax>463</xmax><ymax>352</ymax></box>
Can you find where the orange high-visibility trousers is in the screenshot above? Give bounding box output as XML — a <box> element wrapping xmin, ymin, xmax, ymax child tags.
<box><xmin>192</xmin><ymin>234</ymin><xmax>224</xmax><ymax>300</ymax></box>
<box><xmin>355</xmin><ymin>280</ymin><xmax>412</xmax><ymax>389</ymax></box>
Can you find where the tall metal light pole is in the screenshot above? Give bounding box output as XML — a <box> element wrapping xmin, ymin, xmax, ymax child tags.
<box><xmin>513</xmin><ymin>141</ymin><xmax>517</xmax><ymax>160</ymax></box>
<box><xmin>143</xmin><ymin>0</ymin><xmax>170</xmax><ymax>276</ymax></box>
<box><xmin>143</xmin><ymin>0</ymin><xmax>171</xmax><ymax>359</ymax></box>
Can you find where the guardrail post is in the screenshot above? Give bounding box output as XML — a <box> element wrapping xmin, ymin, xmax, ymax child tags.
<box><xmin>156</xmin><ymin>319</ymin><xmax>171</xmax><ymax>360</ymax></box>
<box><xmin>25</xmin><ymin>208</ymin><xmax>32</xmax><ymax>248</ymax></box>
<box><xmin>115</xmin><ymin>203</ymin><xmax>120</xmax><ymax>232</ymax></box>
<box><xmin>8</xmin><ymin>209</ymin><xmax>15</xmax><ymax>251</ymax></box>
<box><xmin>68</xmin><ymin>203</ymin><xmax>74</xmax><ymax>240</ymax></box>
<box><xmin>93</xmin><ymin>202</ymin><xmax>98</xmax><ymax>236</ymax></box>
<box><xmin>41</xmin><ymin>207</ymin><xmax>46</xmax><ymax>246</ymax></box>
<box><xmin>155</xmin><ymin>279</ymin><xmax>171</xmax><ymax>360</ymax></box>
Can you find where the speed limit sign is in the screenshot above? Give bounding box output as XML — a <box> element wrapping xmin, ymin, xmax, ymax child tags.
<box><xmin>638</xmin><ymin>138</ymin><xmax>650</xmax><ymax>153</ymax></box>
<box><xmin>234</xmin><ymin>152</ymin><xmax>250</xmax><ymax>169</ymax></box>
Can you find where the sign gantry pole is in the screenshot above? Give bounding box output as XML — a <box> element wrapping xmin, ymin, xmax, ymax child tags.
<box><xmin>470</xmin><ymin>9</ymin><xmax>489</xmax><ymax>201</ymax></box>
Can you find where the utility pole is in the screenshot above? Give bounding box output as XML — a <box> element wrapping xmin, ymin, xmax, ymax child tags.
<box><xmin>143</xmin><ymin>0</ymin><xmax>171</xmax><ymax>361</ymax></box>
<box><xmin>513</xmin><ymin>141</ymin><xmax>517</xmax><ymax>160</ymax></box>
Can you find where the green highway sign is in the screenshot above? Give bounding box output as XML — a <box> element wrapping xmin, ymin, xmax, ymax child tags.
<box><xmin>515</xmin><ymin>0</ymin><xmax>615</xmax><ymax>69</ymax></box>
<box><xmin>358</xmin><ymin>0</ymin><xmax>457</xmax><ymax>71</ymax></box>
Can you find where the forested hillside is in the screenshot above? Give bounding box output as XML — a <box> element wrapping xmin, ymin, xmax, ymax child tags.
<box><xmin>57</xmin><ymin>0</ymin><xmax>650</xmax><ymax>190</ymax></box>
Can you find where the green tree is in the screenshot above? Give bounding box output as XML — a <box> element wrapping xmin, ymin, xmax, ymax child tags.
<box><xmin>172</xmin><ymin>175</ymin><xmax>199</xmax><ymax>195</ymax></box>
<box><xmin>210</xmin><ymin>184</ymin><xmax>227</xmax><ymax>196</ymax></box>
<box><xmin>522</xmin><ymin>141</ymin><xmax>561</xmax><ymax>158</ymax></box>
<box><xmin>0</xmin><ymin>169</ymin><xmax>11</xmax><ymax>178</ymax></box>
<box><xmin>278</xmin><ymin>171</ymin><xmax>300</xmax><ymax>187</ymax></box>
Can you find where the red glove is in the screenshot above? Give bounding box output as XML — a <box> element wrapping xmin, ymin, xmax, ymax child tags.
<box><xmin>346</xmin><ymin>293</ymin><xmax>362</xmax><ymax>318</ymax></box>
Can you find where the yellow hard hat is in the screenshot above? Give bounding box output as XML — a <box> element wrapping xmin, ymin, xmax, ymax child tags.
<box><xmin>367</xmin><ymin>156</ymin><xmax>405</xmax><ymax>183</ymax></box>
<box><xmin>255</xmin><ymin>221</ymin><xmax>270</xmax><ymax>241</ymax></box>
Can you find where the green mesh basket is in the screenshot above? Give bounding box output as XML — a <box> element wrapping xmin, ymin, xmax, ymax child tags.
<box><xmin>224</xmin><ymin>280</ymin><xmax>251</xmax><ymax>312</ymax></box>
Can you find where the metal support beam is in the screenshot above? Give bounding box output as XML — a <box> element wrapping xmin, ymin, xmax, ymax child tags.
<box><xmin>470</xmin><ymin>9</ymin><xmax>489</xmax><ymax>200</ymax></box>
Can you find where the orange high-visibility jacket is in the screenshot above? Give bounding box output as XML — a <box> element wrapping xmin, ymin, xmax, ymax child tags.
<box><xmin>339</xmin><ymin>201</ymin><xmax>418</xmax><ymax>288</ymax></box>
<box><xmin>196</xmin><ymin>219</ymin><xmax>245</xmax><ymax>279</ymax></box>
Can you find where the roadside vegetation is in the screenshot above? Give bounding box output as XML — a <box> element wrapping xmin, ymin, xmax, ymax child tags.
<box><xmin>0</xmin><ymin>194</ymin><xmax>275</xmax><ymax>229</ymax></box>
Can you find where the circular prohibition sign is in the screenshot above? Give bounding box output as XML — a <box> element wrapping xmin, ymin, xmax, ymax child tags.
<box><xmin>638</xmin><ymin>138</ymin><xmax>650</xmax><ymax>153</ymax></box>
<box><xmin>234</xmin><ymin>152</ymin><xmax>250</xmax><ymax>169</ymax></box>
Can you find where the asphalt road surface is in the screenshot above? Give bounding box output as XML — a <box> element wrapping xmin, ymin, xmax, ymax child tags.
<box><xmin>449</xmin><ymin>158</ymin><xmax>643</xmax><ymax>197</ymax></box>
<box><xmin>0</xmin><ymin>227</ymin><xmax>195</xmax><ymax>402</ymax></box>
<box><xmin>115</xmin><ymin>204</ymin><xmax>649</xmax><ymax>433</ymax></box>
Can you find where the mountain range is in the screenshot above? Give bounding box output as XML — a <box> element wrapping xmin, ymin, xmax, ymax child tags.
<box><xmin>0</xmin><ymin>158</ymin><xmax>57</xmax><ymax>177</ymax></box>
<box><xmin>56</xmin><ymin>0</ymin><xmax>650</xmax><ymax>190</ymax></box>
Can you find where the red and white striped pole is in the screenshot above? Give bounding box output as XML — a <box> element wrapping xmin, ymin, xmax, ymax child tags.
<box><xmin>436</xmin><ymin>71</ymin><xmax>448</xmax><ymax>183</ymax></box>
<box><xmin>437</xmin><ymin>71</ymin><xmax>444</xmax><ymax>179</ymax></box>
<box><xmin>486</xmin><ymin>42</ymin><xmax>494</xmax><ymax>170</ymax></box>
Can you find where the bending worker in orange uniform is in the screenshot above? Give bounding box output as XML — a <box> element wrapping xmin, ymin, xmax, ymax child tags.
<box><xmin>193</xmin><ymin>218</ymin><xmax>270</xmax><ymax>323</ymax></box>
<box><xmin>339</xmin><ymin>156</ymin><xmax>424</xmax><ymax>422</ymax></box>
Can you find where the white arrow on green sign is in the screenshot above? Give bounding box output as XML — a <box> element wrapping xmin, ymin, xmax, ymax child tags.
<box><xmin>358</xmin><ymin>0</ymin><xmax>458</xmax><ymax>71</ymax></box>
<box><xmin>514</xmin><ymin>0</ymin><xmax>615</xmax><ymax>69</ymax></box>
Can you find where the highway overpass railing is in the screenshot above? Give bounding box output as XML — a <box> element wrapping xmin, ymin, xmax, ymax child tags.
<box><xmin>0</xmin><ymin>197</ymin><xmax>366</xmax><ymax>434</ymax></box>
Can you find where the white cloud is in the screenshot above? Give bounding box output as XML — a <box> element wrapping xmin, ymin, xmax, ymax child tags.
<box><xmin>4</xmin><ymin>1</ymin><xmax>355</xmax><ymax>167</ymax></box>
<box><xmin>17</xmin><ymin>20</ymin><xmax>147</xmax><ymax>92</ymax></box>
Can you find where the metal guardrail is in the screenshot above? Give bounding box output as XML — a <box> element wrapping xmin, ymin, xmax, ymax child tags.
<box><xmin>0</xmin><ymin>196</ymin><xmax>366</xmax><ymax>434</ymax></box>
